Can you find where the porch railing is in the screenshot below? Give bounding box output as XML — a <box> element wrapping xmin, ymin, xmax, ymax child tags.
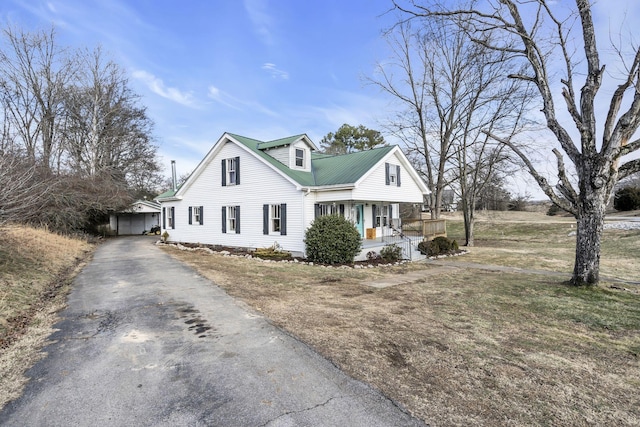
<box><xmin>384</xmin><ymin>222</ymin><xmax>413</xmax><ymax>260</ymax></box>
<box><xmin>401</xmin><ymin>218</ymin><xmax>447</xmax><ymax>240</ymax></box>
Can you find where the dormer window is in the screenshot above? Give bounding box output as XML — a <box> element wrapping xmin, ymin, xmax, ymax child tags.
<box><xmin>295</xmin><ymin>148</ymin><xmax>304</xmax><ymax>167</ymax></box>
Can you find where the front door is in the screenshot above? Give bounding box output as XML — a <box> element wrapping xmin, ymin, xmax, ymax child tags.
<box><xmin>355</xmin><ymin>204</ymin><xmax>364</xmax><ymax>237</ymax></box>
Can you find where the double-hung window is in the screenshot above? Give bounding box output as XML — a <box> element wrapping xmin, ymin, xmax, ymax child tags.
<box><xmin>167</xmin><ymin>207</ymin><xmax>174</xmax><ymax>228</ymax></box>
<box><xmin>314</xmin><ymin>203</ymin><xmax>344</xmax><ymax>218</ymax></box>
<box><xmin>263</xmin><ymin>204</ymin><xmax>287</xmax><ymax>235</ymax></box>
<box><xmin>222</xmin><ymin>205</ymin><xmax>240</xmax><ymax>234</ymax></box>
<box><xmin>272</xmin><ymin>204</ymin><xmax>281</xmax><ymax>232</ymax></box>
<box><xmin>162</xmin><ymin>207</ymin><xmax>175</xmax><ymax>229</ymax></box>
<box><xmin>228</xmin><ymin>206</ymin><xmax>237</xmax><ymax>232</ymax></box>
<box><xmin>295</xmin><ymin>148</ymin><xmax>304</xmax><ymax>167</ymax></box>
<box><xmin>388</xmin><ymin>168</ymin><xmax>397</xmax><ymax>184</ymax></box>
<box><xmin>385</xmin><ymin>162</ymin><xmax>401</xmax><ymax>187</ymax></box>
<box><xmin>374</xmin><ymin>205</ymin><xmax>389</xmax><ymax>227</ymax></box>
<box><xmin>222</xmin><ymin>157</ymin><xmax>240</xmax><ymax>186</ymax></box>
<box><xmin>189</xmin><ymin>206</ymin><xmax>204</xmax><ymax>225</ymax></box>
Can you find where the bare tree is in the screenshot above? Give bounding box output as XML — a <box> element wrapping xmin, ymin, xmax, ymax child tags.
<box><xmin>371</xmin><ymin>10</ymin><xmax>531</xmax><ymax>242</ymax></box>
<box><xmin>62</xmin><ymin>46</ymin><xmax>160</xmax><ymax>183</ymax></box>
<box><xmin>394</xmin><ymin>0</ymin><xmax>640</xmax><ymax>285</ymax></box>
<box><xmin>0</xmin><ymin>25</ymin><xmax>161</xmax><ymax>233</ymax></box>
<box><xmin>370</xmin><ymin>22</ymin><xmax>450</xmax><ymax>218</ymax></box>
<box><xmin>0</xmin><ymin>25</ymin><xmax>76</xmax><ymax>170</ymax></box>
<box><xmin>0</xmin><ymin>152</ymin><xmax>50</xmax><ymax>226</ymax></box>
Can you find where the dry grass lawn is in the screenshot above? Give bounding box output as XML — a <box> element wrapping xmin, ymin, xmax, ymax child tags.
<box><xmin>0</xmin><ymin>225</ymin><xmax>93</xmax><ymax>409</ymax></box>
<box><xmin>165</xmin><ymin>211</ymin><xmax>640</xmax><ymax>426</ymax></box>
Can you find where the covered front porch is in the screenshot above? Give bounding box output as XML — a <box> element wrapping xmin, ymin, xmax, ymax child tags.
<box><xmin>314</xmin><ymin>199</ymin><xmax>446</xmax><ymax>261</ymax></box>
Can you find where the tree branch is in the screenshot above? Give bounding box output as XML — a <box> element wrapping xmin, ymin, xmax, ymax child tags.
<box><xmin>619</xmin><ymin>137</ymin><xmax>640</xmax><ymax>158</ymax></box>
<box><xmin>618</xmin><ymin>159</ymin><xmax>640</xmax><ymax>181</ymax></box>
<box><xmin>483</xmin><ymin>130</ymin><xmax>576</xmax><ymax>216</ymax></box>
<box><xmin>552</xmin><ymin>148</ymin><xmax>578</xmax><ymax>205</ymax></box>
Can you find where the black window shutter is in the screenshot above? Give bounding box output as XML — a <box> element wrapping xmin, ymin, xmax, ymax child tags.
<box><xmin>200</xmin><ymin>206</ymin><xmax>204</xmax><ymax>225</ymax></box>
<box><xmin>372</xmin><ymin>204</ymin><xmax>376</xmax><ymax>226</ymax></box>
<box><xmin>162</xmin><ymin>207</ymin><xmax>166</xmax><ymax>229</ymax></box>
<box><xmin>221</xmin><ymin>206</ymin><xmax>226</xmax><ymax>233</ymax></box>
<box><xmin>221</xmin><ymin>159</ymin><xmax>226</xmax><ymax>186</ymax></box>
<box><xmin>280</xmin><ymin>203</ymin><xmax>287</xmax><ymax>235</ymax></box>
<box><xmin>339</xmin><ymin>204</ymin><xmax>345</xmax><ymax>216</ymax></box>
<box><xmin>235</xmin><ymin>206</ymin><xmax>240</xmax><ymax>234</ymax></box>
<box><xmin>396</xmin><ymin>165</ymin><xmax>401</xmax><ymax>187</ymax></box>
<box><xmin>314</xmin><ymin>203</ymin><xmax>320</xmax><ymax>218</ymax></box>
<box><xmin>235</xmin><ymin>156</ymin><xmax>240</xmax><ymax>185</ymax></box>
<box><xmin>389</xmin><ymin>205</ymin><xmax>393</xmax><ymax>225</ymax></box>
<box><xmin>263</xmin><ymin>204</ymin><xmax>269</xmax><ymax>235</ymax></box>
<box><xmin>171</xmin><ymin>207</ymin><xmax>175</xmax><ymax>229</ymax></box>
<box><xmin>385</xmin><ymin>163</ymin><xmax>390</xmax><ymax>185</ymax></box>
<box><xmin>188</xmin><ymin>207</ymin><xmax>193</xmax><ymax>225</ymax></box>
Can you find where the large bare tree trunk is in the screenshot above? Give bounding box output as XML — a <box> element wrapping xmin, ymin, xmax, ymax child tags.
<box><xmin>393</xmin><ymin>0</ymin><xmax>640</xmax><ymax>285</ymax></box>
<box><xmin>574</xmin><ymin>204</ymin><xmax>604</xmax><ymax>285</ymax></box>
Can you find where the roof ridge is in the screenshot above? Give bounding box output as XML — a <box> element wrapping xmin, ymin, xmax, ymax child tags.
<box><xmin>314</xmin><ymin>144</ymin><xmax>395</xmax><ymax>161</ymax></box>
<box><xmin>266</xmin><ymin>133</ymin><xmax>306</xmax><ymax>144</ymax></box>
<box><xmin>226</xmin><ymin>133</ymin><xmax>265</xmax><ymax>144</ymax></box>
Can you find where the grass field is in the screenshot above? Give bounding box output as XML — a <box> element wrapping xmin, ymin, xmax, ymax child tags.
<box><xmin>165</xmin><ymin>211</ymin><xmax>640</xmax><ymax>426</ymax></box>
<box><xmin>0</xmin><ymin>225</ymin><xmax>93</xmax><ymax>409</ymax></box>
<box><xmin>1</xmin><ymin>213</ymin><xmax>638</xmax><ymax>425</ymax></box>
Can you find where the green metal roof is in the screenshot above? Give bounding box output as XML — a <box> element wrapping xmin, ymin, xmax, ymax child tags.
<box><xmin>228</xmin><ymin>133</ymin><xmax>316</xmax><ymax>186</ymax></box>
<box><xmin>228</xmin><ymin>133</ymin><xmax>395</xmax><ymax>187</ymax></box>
<box><xmin>256</xmin><ymin>134</ymin><xmax>306</xmax><ymax>150</ymax></box>
<box><xmin>157</xmin><ymin>133</ymin><xmax>400</xmax><ymax>201</ymax></box>
<box><xmin>156</xmin><ymin>188</ymin><xmax>177</xmax><ymax>199</ymax></box>
<box><xmin>312</xmin><ymin>146</ymin><xmax>394</xmax><ymax>185</ymax></box>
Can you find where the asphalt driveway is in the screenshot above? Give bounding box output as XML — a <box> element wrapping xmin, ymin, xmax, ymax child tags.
<box><xmin>0</xmin><ymin>237</ymin><xmax>424</xmax><ymax>426</ymax></box>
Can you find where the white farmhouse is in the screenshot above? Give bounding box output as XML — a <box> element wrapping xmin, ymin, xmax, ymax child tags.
<box><xmin>156</xmin><ymin>132</ymin><xmax>430</xmax><ymax>260</ymax></box>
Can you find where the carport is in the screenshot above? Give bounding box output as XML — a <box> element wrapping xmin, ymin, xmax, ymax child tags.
<box><xmin>109</xmin><ymin>200</ymin><xmax>161</xmax><ymax>235</ymax></box>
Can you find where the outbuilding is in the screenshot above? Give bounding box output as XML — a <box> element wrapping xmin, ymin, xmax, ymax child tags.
<box><xmin>109</xmin><ymin>200</ymin><xmax>161</xmax><ymax>235</ymax></box>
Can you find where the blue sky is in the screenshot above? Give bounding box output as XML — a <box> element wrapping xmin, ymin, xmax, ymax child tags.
<box><xmin>1</xmin><ymin>0</ymin><xmax>399</xmax><ymax>179</ymax></box>
<box><xmin>2</xmin><ymin>0</ymin><xmax>639</xmax><ymax>199</ymax></box>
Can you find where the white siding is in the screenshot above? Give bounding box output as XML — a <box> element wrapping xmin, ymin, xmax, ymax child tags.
<box><xmin>290</xmin><ymin>141</ymin><xmax>311</xmax><ymax>171</ymax></box>
<box><xmin>263</xmin><ymin>146</ymin><xmax>289</xmax><ymax>166</ymax></box>
<box><xmin>353</xmin><ymin>152</ymin><xmax>425</xmax><ymax>202</ymax></box>
<box><xmin>314</xmin><ymin>189</ymin><xmax>355</xmax><ymax>202</ymax></box>
<box><xmin>161</xmin><ymin>141</ymin><xmax>306</xmax><ymax>255</ymax></box>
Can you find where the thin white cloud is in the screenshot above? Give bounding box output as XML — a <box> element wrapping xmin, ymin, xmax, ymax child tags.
<box><xmin>262</xmin><ymin>63</ymin><xmax>289</xmax><ymax>80</ymax></box>
<box><xmin>132</xmin><ymin>70</ymin><xmax>195</xmax><ymax>107</ymax></box>
<box><xmin>243</xmin><ymin>0</ymin><xmax>275</xmax><ymax>45</ymax></box>
<box><xmin>207</xmin><ymin>85</ymin><xmax>242</xmax><ymax>111</ymax></box>
<box><xmin>207</xmin><ymin>85</ymin><xmax>279</xmax><ymax>117</ymax></box>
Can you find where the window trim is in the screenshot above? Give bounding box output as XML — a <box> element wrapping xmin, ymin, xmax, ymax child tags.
<box><xmin>295</xmin><ymin>148</ymin><xmax>304</xmax><ymax>168</ymax></box>
<box><xmin>374</xmin><ymin>204</ymin><xmax>389</xmax><ymax>227</ymax></box>
<box><xmin>264</xmin><ymin>203</ymin><xmax>287</xmax><ymax>235</ymax></box>
<box><xmin>189</xmin><ymin>206</ymin><xmax>204</xmax><ymax>225</ymax></box>
<box><xmin>222</xmin><ymin>157</ymin><xmax>240</xmax><ymax>186</ymax></box>
<box><xmin>228</xmin><ymin>206</ymin><xmax>237</xmax><ymax>232</ymax></box>
<box><xmin>167</xmin><ymin>206</ymin><xmax>175</xmax><ymax>229</ymax></box>
<box><xmin>271</xmin><ymin>204</ymin><xmax>281</xmax><ymax>233</ymax></box>
<box><xmin>385</xmin><ymin>162</ymin><xmax>401</xmax><ymax>187</ymax></box>
<box><xmin>222</xmin><ymin>205</ymin><xmax>240</xmax><ymax>234</ymax></box>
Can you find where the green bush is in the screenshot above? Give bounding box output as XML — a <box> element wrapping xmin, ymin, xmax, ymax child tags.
<box><xmin>304</xmin><ymin>214</ymin><xmax>362</xmax><ymax>264</ymax></box>
<box><xmin>547</xmin><ymin>203</ymin><xmax>562</xmax><ymax>216</ymax></box>
<box><xmin>380</xmin><ymin>244</ymin><xmax>403</xmax><ymax>262</ymax></box>
<box><xmin>614</xmin><ymin>187</ymin><xmax>640</xmax><ymax>211</ymax></box>
<box><xmin>418</xmin><ymin>236</ymin><xmax>458</xmax><ymax>256</ymax></box>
